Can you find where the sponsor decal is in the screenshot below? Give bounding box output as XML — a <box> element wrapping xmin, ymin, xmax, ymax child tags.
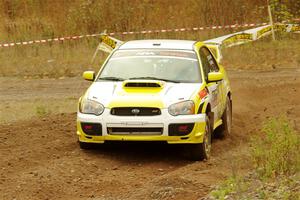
<box><xmin>274</xmin><ymin>24</ymin><xmax>288</xmax><ymax>32</ymax></box>
<box><xmin>290</xmin><ymin>24</ymin><xmax>300</xmax><ymax>32</ymax></box>
<box><xmin>100</xmin><ymin>35</ymin><xmax>117</xmax><ymax>49</ymax></box>
<box><xmin>222</xmin><ymin>33</ymin><xmax>253</xmax><ymax>47</ymax></box>
<box><xmin>113</xmin><ymin>50</ymin><xmax>197</xmax><ymax>59</ymax></box>
<box><xmin>256</xmin><ymin>26</ymin><xmax>272</xmax><ymax>39</ymax></box>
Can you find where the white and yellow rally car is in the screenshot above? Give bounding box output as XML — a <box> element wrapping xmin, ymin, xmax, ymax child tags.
<box><xmin>77</xmin><ymin>37</ymin><xmax>232</xmax><ymax>160</ymax></box>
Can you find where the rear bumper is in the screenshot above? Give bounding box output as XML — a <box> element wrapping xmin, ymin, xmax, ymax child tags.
<box><xmin>77</xmin><ymin>108</ymin><xmax>207</xmax><ymax>144</ymax></box>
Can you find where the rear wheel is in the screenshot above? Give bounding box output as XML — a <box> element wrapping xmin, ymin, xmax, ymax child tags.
<box><xmin>187</xmin><ymin>116</ymin><xmax>212</xmax><ymax>161</ymax></box>
<box><xmin>216</xmin><ymin>96</ymin><xmax>232</xmax><ymax>138</ymax></box>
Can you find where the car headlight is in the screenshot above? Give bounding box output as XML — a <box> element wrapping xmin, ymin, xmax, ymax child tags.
<box><xmin>79</xmin><ymin>98</ymin><xmax>104</xmax><ymax>116</ymax></box>
<box><xmin>168</xmin><ymin>100</ymin><xmax>195</xmax><ymax>116</ymax></box>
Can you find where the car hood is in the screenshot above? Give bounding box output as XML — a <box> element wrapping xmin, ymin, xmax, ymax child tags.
<box><xmin>85</xmin><ymin>81</ymin><xmax>202</xmax><ymax>108</ymax></box>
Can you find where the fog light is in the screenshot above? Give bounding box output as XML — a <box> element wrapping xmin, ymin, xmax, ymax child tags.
<box><xmin>178</xmin><ymin>125</ymin><xmax>189</xmax><ymax>132</ymax></box>
<box><xmin>169</xmin><ymin>123</ymin><xmax>194</xmax><ymax>136</ymax></box>
<box><xmin>81</xmin><ymin>122</ymin><xmax>102</xmax><ymax>136</ymax></box>
<box><xmin>84</xmin><ymin>125</ymin><xmax>93</xmax><ymax>130</ymax></box>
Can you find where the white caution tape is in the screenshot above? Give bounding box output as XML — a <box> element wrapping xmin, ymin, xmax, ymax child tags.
<box><xmin>204</xmin><ymin>23</ymin><xmax>299</xmax><ymax>62</ymax></box>
<box><xmin>204</xmin><ymin>23</ymin><xmax>300</xmax><ymax>49</ymax></box>
<box><xmin>0</xmin><ymin>22</ymin><xmax>268</xmax><ymax>48</ymax></box>
<box><xmin>0</xmin><ymin>22</ymin><xmax>298</xmax><ymax>49</ymax></box>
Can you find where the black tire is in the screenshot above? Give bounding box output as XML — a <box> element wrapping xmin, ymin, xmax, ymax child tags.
<box><xmin>216</xmin><ymin>96</ymin><xmax>232</xmax><ymax>138</ymax></box>
<box><xmin>79</xmin><ymin>141</ymin><xmax>96</xmax><ymax>149</ymax></box>
<box><xmin>187</xmin><ymin>116</ymin><xmax>212</xmax><ymax>161</ymax></box>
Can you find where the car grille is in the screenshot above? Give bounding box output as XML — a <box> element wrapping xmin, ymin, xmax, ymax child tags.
<box><xmin>107</xmin><ymin>127</ymin><xmax>163</xmax><ymax>135</ymax></box>
<box><xmin>110</xmin><ymin>107</ymin><xmax>161</xmax><ymax>116</ymax></box>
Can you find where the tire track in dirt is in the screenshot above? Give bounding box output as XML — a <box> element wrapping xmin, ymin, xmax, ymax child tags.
<box><xmin>0</xmin><ymin>69</ymin><xmax>299</xmax><ymax>200</ymax></box>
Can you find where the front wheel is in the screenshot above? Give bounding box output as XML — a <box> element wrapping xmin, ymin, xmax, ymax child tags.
<box><xmin>187</xmin><ymin>116</ymin><xmax>212</xmax><ymax>161</ymax></box>
<box><xmin>79</xmin><ymin>141</ymin><xmax>96</xmax><ymax>149</ymax></box>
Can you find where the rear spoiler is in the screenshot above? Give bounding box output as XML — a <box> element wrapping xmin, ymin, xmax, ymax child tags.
<box><xmin>91</xmin><ymin>34</ymin><xmax>124</xmax><ymax>63</ymax></box>
<box><xmin>204</xmin><ymin>42</ymin><xmax>223</xmax><ymax>63</ymax></box>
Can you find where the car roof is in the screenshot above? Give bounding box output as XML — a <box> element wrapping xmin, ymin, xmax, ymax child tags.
<box><xmin>118</xmin><ymin>39</ymin><xmax>196</xmax><ymax>50</ymax></box>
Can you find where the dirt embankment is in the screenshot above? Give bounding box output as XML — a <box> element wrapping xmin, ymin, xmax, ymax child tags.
<box><xmin>0</xmin><ymin>69</ymin><xmax>300</xmax><ymax>200</ymax></box>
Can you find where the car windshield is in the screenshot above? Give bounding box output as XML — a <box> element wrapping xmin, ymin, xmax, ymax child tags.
<box><xmin>97</xmin><ymin>49</ymin><xmax>202</xmax><ymax>83</ymax></box>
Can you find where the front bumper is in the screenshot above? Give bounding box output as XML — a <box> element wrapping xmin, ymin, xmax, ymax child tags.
<box><xmin>77</xmin><ymin>109</ymin><xmax>207</xmax><ymax>144</ymax></box>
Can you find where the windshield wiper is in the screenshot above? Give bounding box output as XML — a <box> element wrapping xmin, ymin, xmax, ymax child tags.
<box><xmin>129</xmin><ymin>76</ymin><xmax>180</xmax><ymax>83</ymax></box>
<box><xmin>98</xmin><ymin>76</ymin><xmax>125</xmax><ymax>81</ymax></box>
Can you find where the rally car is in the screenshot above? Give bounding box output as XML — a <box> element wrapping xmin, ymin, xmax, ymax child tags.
<box><xmin>77</xmin><ymin>37</ymin><xmax>232</xmax><ymax>160</ymax></box>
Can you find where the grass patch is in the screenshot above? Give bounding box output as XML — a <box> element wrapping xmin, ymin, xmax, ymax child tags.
<box><xmin>210</xmin><ymin>175</ymin><xmax>249</xmax><ymax>200</ymax></box>
<box><xmin>209</xmin><ymin>173</ymin><xmax>300</xmax><ymax>200</ymax></box>
<box><xmin>251</xmin><ymin>116</ymin><xmax>300</xmax><ymax>178</ymax></box>
<box><xmin>208</xmin><ymin>117</ymin><xmax>300</xmax><ymax>200</ymax></box>
<box><xmin>0</xmin><ymin>39</ymin><xmax>105</xmax><ymax>78</ymax></box>
<box><xmin>0</xmin><ymin>98</ymin><xmax>78</xmax><ymax>123</ymax></box>
<box><xmin>1</xmin><ymin>33</ymin><xmax>299</xmax><ymax>78</ymax></box>
<box><xmin>0</xmin><ymin>28</ymin><xmax>235</xmax><ymax>78</ymax></box>
<box><xmin>0</xmin><ymin>1</ymin><xmax>298</xmax><ymax>78</ymax></box>
<box><xmin>222</xmin><ymin>33</ymin><xmax>300</xmax><ymax>70</ymax></box>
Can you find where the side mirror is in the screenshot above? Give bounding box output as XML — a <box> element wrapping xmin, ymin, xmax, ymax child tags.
<box><xmin>208</xmin><ymin>72</ymin><xmax>224</xmax><ymax>82</ymax></box>
<box><xmin>83</xmin><ymin>71</ymin><xmax>95</xmax><ymax>81</ymax></box>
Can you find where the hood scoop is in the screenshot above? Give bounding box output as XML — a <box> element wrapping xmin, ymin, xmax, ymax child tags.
<box><xmin>123</xmin><ymin>80</ymin><xmax>164</xmax><ymax>88</ymax></box>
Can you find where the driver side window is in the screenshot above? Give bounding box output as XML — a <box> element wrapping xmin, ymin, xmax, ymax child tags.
<box><xmin>199</xmin><ymin>47</ymin><xmax>219</xmax><ymax>81</ymax></box>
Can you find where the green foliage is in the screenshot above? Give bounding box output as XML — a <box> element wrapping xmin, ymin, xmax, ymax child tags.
<box><xmin>250</xmin><ymin>117</ymin><xmax>300</xmax><ymax>178</ymax></box>
<box><xmin>0</xmin><ymin>0</ymin><xmax>299</xmax><ymax>41</ymax></box>
<box><xmin>0</xmin><ymin>0</ymin><xmax>278</xmax><ymax>41</ymax></box>
<box><xmin>210</xmin><ymin>176</ymin><xmax>248</xmax><ymax>200</ymax></box>
<box><xmin>270</xmin><ymin>0</ymin><xmax>294</xmax><ymax>22</ymax></box>
<box><xmin>209</xmin><ymin>173</ymin><xmax>300</xmax><ymax>200</ymax></box>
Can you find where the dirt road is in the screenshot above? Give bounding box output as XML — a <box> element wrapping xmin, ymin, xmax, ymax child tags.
<box><xmin>0</xmin><ymin>69</ymin><xmax>299</xmax><ymax>200</ymax></box>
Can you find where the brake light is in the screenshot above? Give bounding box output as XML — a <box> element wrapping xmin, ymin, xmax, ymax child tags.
<box><xmin>198</xmin><ymin>88</ymin><xmax>208</xmax><ymax>99</ymax></box>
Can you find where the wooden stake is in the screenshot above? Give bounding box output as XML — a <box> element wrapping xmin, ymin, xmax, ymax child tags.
<box><xmin>267</xmin><ymin>0</ymin><xmax>276</xmax><ymax>41</ymax></box>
